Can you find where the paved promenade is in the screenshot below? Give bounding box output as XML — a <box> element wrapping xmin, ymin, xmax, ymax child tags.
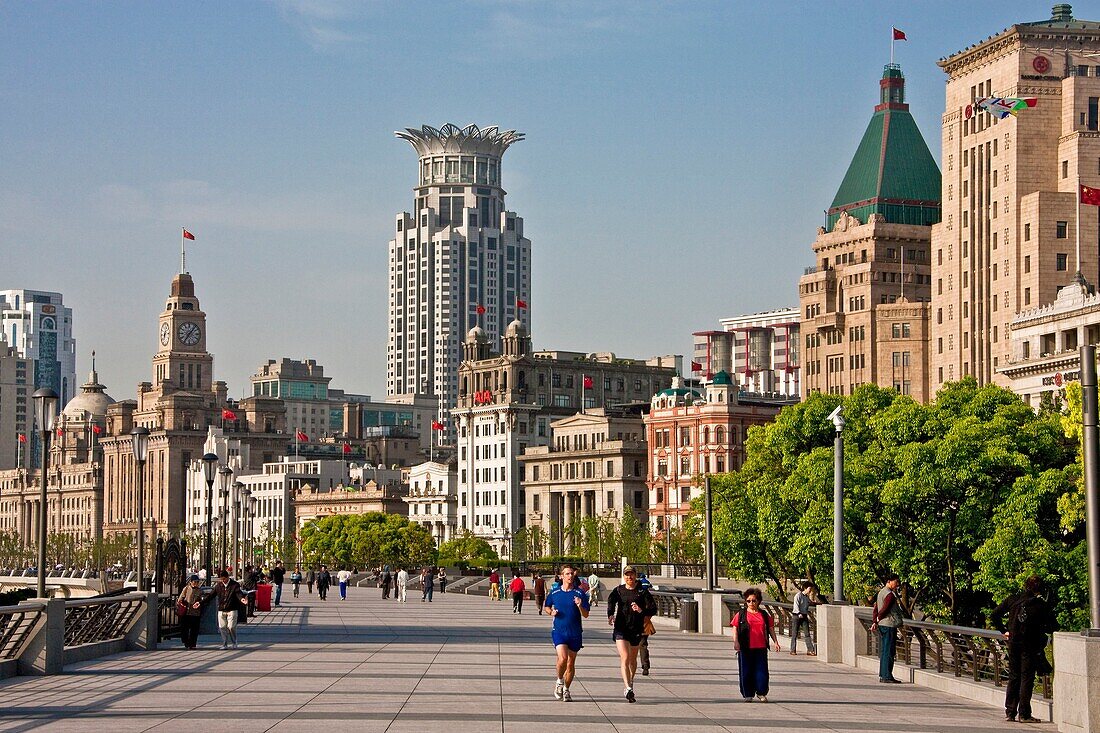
<box><xmin>0</xmin><ymin>587</ymin><xmax>1019</xmax><ymax>732</ymax></box>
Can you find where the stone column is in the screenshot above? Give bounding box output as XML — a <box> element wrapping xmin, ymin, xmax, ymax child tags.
<box><xmin>1054</xmin><ymin>632</ymin><xmax>1100</xmax><ymax>733</ymax></box>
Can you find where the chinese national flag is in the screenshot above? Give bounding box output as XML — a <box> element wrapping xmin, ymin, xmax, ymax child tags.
<box><xmin>295</xmin><ymin>430</ymin><xmax>308</xmax><ymax>442</ymax></box>
<box><xmin>222</xmin><ymin>408</ymin><xmax>238</xmax><ymax>421</ymax></box>
<box><xmin>691</xmin><ymin>361</ymin><xmax>703</xmax><ymax>372</ymax></box>
<box><xmin>182</xmin><ymin>228</ymin><xmax>195</xmax><ymax>240</ymax></box>
<box><xmin>476</xmin><ymin>304</ymin><xmax>486</xmax><ymax>315</ymax></box>
<box><xmin>92</xmin><ymin>424</ymin><xmax>102</xmax><ymax>435</ymax></box>
<box><xmin>892</xmin><ymin>27</ymin><xmax>906</xmax><ymax>41</ymax></box>
<box><xmin>431</xmin><ymin>420</ymin><xmax>445</xmax><ymax>431</ymax></box>
<box><xmin>343</xmin><ymin>442</ymin><xmax>351</xmax><ymax>454</ymax></box>
<box><xmin>17</xmin><ymin>433</ymin><xmax>26</xmax><ymax>443</ymax></box>
<box><xmin>1082</xmin><ymin>184</ymin><xmax>1100</xmax><ymax>207</ymax></box>
<box><xmin>583</xmin><ymin>375</ymin><xmax>593</xmax><ymax>389</ymax></box>
<box><xmin>56</xmin><ymin>427</ymin><xmax>63</xmax><ymax>437</ymax></box>
<box><xmin>516</xmin><ymin>299</ymin><xmax>527</xmax><ymax>309</ymax></box>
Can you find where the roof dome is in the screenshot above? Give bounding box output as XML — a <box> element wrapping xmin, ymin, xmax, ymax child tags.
<box><xmin>505</xmin><ymin>319</ymin><xmax>527</xmax><ymax>338</ymax></box>
<box><xmin>466</xmin><ymin>325</ymin><xmax>488</xmax><ymax>343</ymax></box>
<box><xmin>711</xmin><ymin>370</ymin><xmax>733</xmax><ymax>386</ymax></box>
<box><xmin>62</xmin><ymin>354</ymin><xmax>114</xmax><ymax>420</ymax></box>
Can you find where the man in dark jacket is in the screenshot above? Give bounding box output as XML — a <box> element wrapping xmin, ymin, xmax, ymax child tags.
<box><xmin>317</xmin><ymin>566</ymin><xmax>332</xmax><ymax>601</ymax></box>
<box><xmin>991</xmin><ymin>575</ymin><xmax>1055</xmax><ymax>723</ymax></box>
<box><xmin>209</xmin><ymin>570</ymin><xmax>249</xmax><ymax>649</ymax></box>
<box><xmin>271</xmin><ymin>561</ymin><xmax>286</xmax><ymax>607</ymax></box>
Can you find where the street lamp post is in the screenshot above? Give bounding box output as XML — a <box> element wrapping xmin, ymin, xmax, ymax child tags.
<box><xmin>1079</xmin><ymin>345</ymin><xmax>1100</xmax><ymax>633</ymax></box>
<box><xmin>32</xmin><ymin>389</ymin><xmax>58</xmax><ymax>599</ymax></box>
<box><xmin>704</xmin><ymin>474</ymin><xmax>716</xmax><ymax>591</ymax></box>
<box><xmin>233</xmin><ymin>481</ymin><xmax>244</xmax><ymax>574</ymax></box>
<box><xmin>219</xmin><ymin>465</ymin><xmax>232</xmax><ymax>573</ymax></box>
<box><xmin>247</xmin><ymin>494</ymin><xmax>257</xmax><ymax>566</ymax></box>
<box><xmin>130</xmin><ymin>426</ymin><xmax>150</xmax><ymax>591</ymax></box>
<box><xmin>828</xmin><ymin>405</ymin><xmax>846</xmax><ymax>604</ymax></box>
<box><xmin>201</xmin><ymin>453</ymin><xmax>218</xmax><ymax>580</ymax></box>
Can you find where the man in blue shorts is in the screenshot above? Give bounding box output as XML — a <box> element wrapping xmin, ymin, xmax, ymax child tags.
<box><xmin>545</xmin><ymin>563</ymin><xmax>590</xmax><ymax>702</ymax></box>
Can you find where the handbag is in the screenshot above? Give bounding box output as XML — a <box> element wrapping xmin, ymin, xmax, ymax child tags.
<box><xmin>644</xmin><ymin>618</ymin><xmax>656</xmax><ymax>636</ymax></box>
<box><xmin>175</xmin><ymin>599</ymin><xmax>188</xmax><ymax>617</ymax></box>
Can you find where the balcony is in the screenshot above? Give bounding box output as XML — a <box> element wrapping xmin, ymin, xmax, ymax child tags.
<box><xmin>813</xmin><ymin>312</ymin><xmax>845</xmax><ymax>331</ymax></box>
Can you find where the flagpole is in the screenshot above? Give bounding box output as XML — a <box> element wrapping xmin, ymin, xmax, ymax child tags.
<box><xmin>901</xmin><ymin>242</ymin><xmax>905</xmax><ymax>300</ymax></box>
<box><xmin>891</xmin><ymin>30</ymin><xmax>894</xmax><ymax>65</ymax></box>
<box><xmin>181</xmin><ymin>228</ymin><xmax>186</xmax><ymax>274</ymax></box>
<box><xmin>1077</xmin><ymin>176</ymin><xmax>1083</xmax><ymax>276</ymax></box>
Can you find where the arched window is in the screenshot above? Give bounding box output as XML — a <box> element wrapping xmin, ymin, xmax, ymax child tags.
<box><xmin>702</xmin><ymin>426</ymin><xmax>710</xmax><ymax>444</ymax></box>
<box><xmin>715</xmin><ymin>426</ymin><xmax>726</xmax><ymax>444</ymax></box>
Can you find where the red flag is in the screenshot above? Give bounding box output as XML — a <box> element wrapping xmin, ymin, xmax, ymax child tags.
<box><xmin>17</xmin><ymin>433</ymin><xmax>26</xmax><ymax>443</ymax></box>
<box><xmin>516</xmin><ymin>299</ymin><xmax>528</xmax><ymax>309</ymax></box>
<box><xmin>182</xmin><ymin>228</ymin><xmax>195</xmax><ymax>240</ymax></box>
<box><xmin>476</xmin><ymin>304</ymin><xmax>486</xmax><ymax>315</ymax></box>
<box><xmin>92</xmin><ymin>424</ymin><xmax>102</xmax><ymax>435</ymax></box>
<box><xmin>691</xmin><ymin>361</ymin><xmax>703</xmax><ymax>372</ymax></box>
<box><xmin>295</xmin><ymin>430</ymin><xmax>308</xmax><ymax>442</ymax></box>
<box><xmin>222</xmin><ymin>408</ymin><xmax>238</xmax><ymax>421</ymax></box>
<box><xmin>583</xmin><ymin>375</ymin><xmax>593</xmax><ymax>389</ymax></box>
<box><xmin>56</xmin><ymin>427</ymin><xmax>63</xmax><ymax>437</ymax></box>
<box><xmin>431</xmin><ymin>420</ymin><xmax>445</xmax><ymax>431</ymax></box>
<box><xmin>892</xmin><ymin>27</ymin><xmax>906</xmax><ymax>41</ymax></box>
<box><xmin>1082</xmin><ymin>184</ymin><xmax>1100</xmax><ymax>207</ymax></box>
<box><xmin>342</xmin><ymin>442</ymin><xmax>351</xmax><ymax>454</ymax></box>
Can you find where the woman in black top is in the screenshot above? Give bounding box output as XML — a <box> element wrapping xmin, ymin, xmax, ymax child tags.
<box><xmin>606</xmin><ymin>566</ymin><xmax>657</xmax><ymax>703</ymax></box>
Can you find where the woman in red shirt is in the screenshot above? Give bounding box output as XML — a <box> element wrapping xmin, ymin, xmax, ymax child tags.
<box><xmin>730</xmin><ymin>587</ymin><xmax>781</xmax><ymax>702</ymax></box>
<box><xmin>510</xmin><ymin>573</ymin><xmax>526</xmax><ymax>614</ymax></box>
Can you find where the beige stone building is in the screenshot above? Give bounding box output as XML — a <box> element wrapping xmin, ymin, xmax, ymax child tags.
<box><xmin>294</xmin><ymin>478</ymin><xmax>408</xmax><ymax>528</ymax></box>
<box><xmin>0</xmin><ymin>340</ymin><xmax>32</xmax><ymax>471</ymax></box>
<box><xmin>799</xmin><ymin>64</ymin><xmax>940</xmax><ymax>401</ymax></box>
<box><xmin>931</xmin><ymin>5</ymin><xmax>1100</xmax><ymax>390</ymax></box>
<box><xmin>404</xmin><ymin>460</ymin><xmax>458</xmax><ymax>545</ymax></box>
<box><xmin>518</xmin><ymin>408</ymin><xmax>649</xmax><ymax>553</ymax></box>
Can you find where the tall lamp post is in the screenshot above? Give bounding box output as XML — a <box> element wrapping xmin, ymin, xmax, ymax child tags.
<box><xmin>247</xmin><ymin>493</ymin><xmax>257</xmax><ymax>567</ymax></box>
<box><xmin>1080</xmin><ymin>345</ymin><xmax>1100</xmax><ymax>633</ymax></box>
<box><xmin>827</xmin><ymin>405</ymin><xmax>846</xmax><ymax>604</ymax></box>
<box><xmin>130</xmin><ymin>426</ymin><xmax>150</xmax><ymax>591</ymax></box>
<box><xmin>703</xmin><ymin>474</ymin><xmax>716</xmax><ymax>591</ymax></box>
<box><xmin>233</xmin><ymin>481</ymin><xmax>244</xmax><ymax>575</ymax></box>
<box><xmin>32</xmin><ymin>388</ymin><xmax>58</xmax><ymax>599</ymax></box>
<box><xmin>201</xmin><ymin>452</ymin><xmax>218</xmax><ymax>580</ymax></box>
<box><xmin>219</xmin><ymin>465</ymin><xmax>232</xmax><ymax>572</ymax></box>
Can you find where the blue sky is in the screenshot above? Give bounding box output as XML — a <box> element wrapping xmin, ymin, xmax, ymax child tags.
<box><xmin>0</xmin><ymin>0</ymin><xmax>1060</xmax><ymax>399</ymax></box>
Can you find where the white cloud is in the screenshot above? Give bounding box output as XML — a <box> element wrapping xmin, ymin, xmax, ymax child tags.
<box><xmin>272</xmin><ymin>0</ymin><xmax>374</xmax><ymax>50</ymax></box>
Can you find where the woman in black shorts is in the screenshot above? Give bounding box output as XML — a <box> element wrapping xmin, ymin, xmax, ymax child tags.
<box><xmin>606</xmin><ymin>565</ymin><xmax>657</xmax><ymax>703</ymax></box>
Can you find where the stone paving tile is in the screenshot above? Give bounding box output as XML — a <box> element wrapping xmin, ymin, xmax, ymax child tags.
<box><xmin>0</xmin><ymin>588</ymin><xmax>1027</xmax><ymax>732</ymax></box>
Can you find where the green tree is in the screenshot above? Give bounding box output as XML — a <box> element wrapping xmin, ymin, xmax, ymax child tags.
<box><xmin>299</xmin><ymin>513</ymin><xmax>437</xmax><ymax>569</ymax></box>
<box><xmin>708</xmin><ymin>379</ymin><xmax>1078</xmax><ymax>624</ymax></box>
<box><xmin>437</xmin><ymin>531</ymin><xmax>499</xmax><ymax>567</ymax></box>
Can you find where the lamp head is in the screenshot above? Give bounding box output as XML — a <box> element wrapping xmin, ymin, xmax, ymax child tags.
<box><xmin>201</xmin><ymin>452</ymin><xmax>219</xmax><ymax>483</ymax></box>
<box><xmin>32</xmin><ymin>388</ymin><xmax>59</xmax><ymax>433</ymax></box>
<box><xmin>130</xmin><ymin>426</ymin><xmax>150</xmax><ymax>463</ymax></box>
<box><xmin>827</xmin><ymin>405</ymin><xmax>845</xmax><ymax>431</ymax></box>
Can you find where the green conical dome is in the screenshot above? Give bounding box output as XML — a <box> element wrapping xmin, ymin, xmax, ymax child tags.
<box><xmin>827</xmin><ymin>65</ymin><xmax>941</xmax><ymax>230</ymax></box>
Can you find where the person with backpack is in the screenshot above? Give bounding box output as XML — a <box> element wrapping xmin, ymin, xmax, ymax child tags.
<box><xmin>870</xmin><ymin>573</ymin><xmax>904</xmax><ymax>683</ymax></box>
<box><xmin>990</xmin><ymin>575</ymin><xmax>1055</xmax><ymax>723</ymax></box>
<box><xmin>730</xmin><ymin>587</ymin><xmax>781</xmax><ymax>702</ymax></box>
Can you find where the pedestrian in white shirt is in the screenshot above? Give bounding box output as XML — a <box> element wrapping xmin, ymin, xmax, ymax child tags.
<box><xmin>337</xmin><ymin>568</ymin><xmax>352</xmax><ymax>600</ymax></box>
<box><xmin>396</xmin><ymin>568</ymin><xmax>409</xmax><ymax>602</ymax></box>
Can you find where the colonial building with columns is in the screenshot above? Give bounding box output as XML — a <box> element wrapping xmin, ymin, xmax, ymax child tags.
<box><xmin>404</xmin><ymin>460</ymin><xmax>458</xmax><ymax>546</ymax></box>
<box><xmin>518</xmin><ymin>407</ymin><xmax>649</xmax><ymax>554</ymax></box>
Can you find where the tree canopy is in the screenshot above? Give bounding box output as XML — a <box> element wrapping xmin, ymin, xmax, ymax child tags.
<box><xmin>710</xmin><ymin>378</ymin><xmax>1085</xmax><ymax>627</ymax></box>
<box><xmin>437</xmin><ymin>532</ymin><xmax>499</xmax><ymax>567</ymax></box>
<box><xmin>299</xmin><ymin>513</ymin><xmax>437</xmax><ymax>569</ymax></box>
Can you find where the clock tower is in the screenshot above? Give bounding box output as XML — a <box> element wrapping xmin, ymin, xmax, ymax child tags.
<box><xmin>149</xmin><ymin>272</ymin><xmax>216</xmax><ymax>400</ymax></box>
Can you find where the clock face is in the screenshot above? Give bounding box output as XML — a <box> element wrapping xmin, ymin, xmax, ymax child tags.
<box><xmin>160</xmin><ymin>323</ymin><xmax>171</xmax><ymax>346</ymax></box>
<box><xmin>177</xmin><ymin>321</ymin><xmax>201</xmax><ymax>346</ymax></box>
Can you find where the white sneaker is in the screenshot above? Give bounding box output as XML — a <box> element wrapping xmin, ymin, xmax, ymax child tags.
<box><xmin>554</xmin><ymin>682</ymin><xmax>564</xmax><ymax>700</ymax></box>
<box><xmin>756</xmin><ymin>694</ymin><xmax>767</xmax><ymax>703</ymax></box>
<box><xmin>219</xmin><ymin>644</ymin><xmax>228</xmax><ymax>650</ymax></box>
<box><xmin>562</xmin><ymin>688</ymin><xmax>573</xmax><ymax>702</ymax></box>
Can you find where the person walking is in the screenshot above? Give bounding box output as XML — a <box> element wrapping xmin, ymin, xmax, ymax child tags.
<box><xmin>533</xmin><ymin>573</ymin><xmax>547</xmax><ymax>615</ymax></box>
<box><xmin>397</xmin><ymin>567</ymin><xmax>409</xmax><ymax>602</ymax></box>
<box><xmin>381</xmin><ymin>567</ymin><xmax>392</xmax><ymax>599</ymax></box>
<box><xmin>991</xmin><ymin>575</ymin><xmax>1055</xmax><ymax>723</ymax></box>
<box><xmin>290</xmin><ymin>566</ymin><xmax>303</xmax><ymax>599</ymax></box>
<box><xmin>488</xmin><ymin>569</ymin><xmax>501</xmax><ymax>601</ymax></box>
<box><xmin>510</xmin><ymin>572</ymin><xmax>526</xmax><ymax>613</ymax></box>
<box><xmin>337</xmin><ymin>567</ymin><xmax>352</xmax><ymax>600</ymax></box>
<box><xmin>211</xmin><ymin>570</ymin><xmax>249</xmax><ymax>650</ymax></box>
<box><xmin>545</xmin><ymin>563</ymin><xmax>590</xmax><ymax>702</ymax></box>
<box><xmin>587</xmin><ymin>571</ymin><xmax>601</xmax><ymax>608</ymax></box>
<box><xmin>606</xmin><ymin>566</ymin><xmax>657</xmax><ymax>702</ymax></box>
<box><xmin>176</xmin><ymin>574</ymin><xmax>204</xmax><ymax>649</ymax></box>
<box><xmin>271</xmin><ymin>560</ymin><xmax>286</xmax><ymax>607</ymax></box>
<box><xmin>730</xmin><ymin>587</ymin><xmax>781</xmax><ymax>702</ymax></box>
<box><xmin>790</xmin><ymin>582</ymin><xmax>817</xmax><ymax>656</ymax></box>
<box><xmin>438</xmin><ymin>567</ymin><xmax>447</xmax><ymax>593</ymax></box>
<box><xmin>422</xmin><ymin>567</ymin><xmax>435</xmax><ymax>602</ymax></box>
<box><xmin>871</xmin><ymin>573</ymin><xmax>905</xmax><ymax>683</ymax></box>
<box><xmin>306</xmin><ymin>566</ymin><xmax>315</xmax><ymax>595</ymax></box>
<box><xmin>316</xmin><ymin>565</ymin><xmax>331</xmax><ymax>601</ymax></box>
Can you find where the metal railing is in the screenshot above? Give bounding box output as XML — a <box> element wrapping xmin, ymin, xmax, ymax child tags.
<box><xmin>63</xmin><ymin>593</ymin><xmax>145</xmax><ymax>648</ymax></box>
<box><xmin>0</xmin><ymin>604</ymin><xmax>45</xmax><ymax>660</ymax></box>
<box><xmin>853</xmin><ymin>607</ymin><xmax>1053</xmax><ymax>698</ymax></box>
<box><xmin>651</xmin><ymin>591</ymin><xmax>692</xmax><ymax>619</ymax></box>
<box><xmin>157</xmin><ymin>595</ymin><xmax>181</xmax><ymax>641</ymax></box>
<box><xmin>723</xmin><ymin>597</ymin><xmax>815</xmax><ymax>641</ymax></box>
